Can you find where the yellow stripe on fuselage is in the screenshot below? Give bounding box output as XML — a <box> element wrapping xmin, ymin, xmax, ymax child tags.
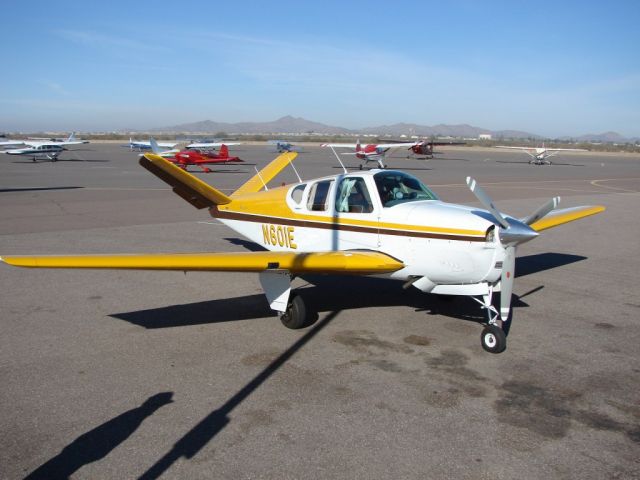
<box><xmin>217</xmin><ymin>187</ymin><xmax>486</xmax><ymax>238</ymax></box>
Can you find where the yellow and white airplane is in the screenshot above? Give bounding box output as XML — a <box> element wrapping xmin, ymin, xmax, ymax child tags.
<box><xmin>0</xmin><ymin>152</ymin><xmax>605</xmax><ymax>353</ymax></box>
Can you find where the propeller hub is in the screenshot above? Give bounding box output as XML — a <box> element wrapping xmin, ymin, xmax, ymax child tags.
<box><xmin>499</xmin><ymin>220</ymin><xmax>538</xmax><ymax>245</ymax></box>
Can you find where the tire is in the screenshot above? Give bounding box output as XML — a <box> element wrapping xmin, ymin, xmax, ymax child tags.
<box><xmin>280</xmin><ymin>294</ymin><xmax>309</xmax><ymax>329</ymax></box>
<box><xmin>481</xmin><ymin>325</ymin><xmax>507</xmax><ymax>354</ymax></box>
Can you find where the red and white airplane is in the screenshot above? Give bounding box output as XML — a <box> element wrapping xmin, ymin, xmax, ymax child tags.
<box><xmin>495</xmin><ymin>144</ymin><xmax>588</xmax><ymax>165</ymax></box>
<box><xmin>321</xmin><ymin>139</ymin><xmax>418</xmax><ymax>169</ymax></box>
<box><xmin>149</xmin><ymin>138</ymin><xmax>243</xmax><ymax>172</ymax></box>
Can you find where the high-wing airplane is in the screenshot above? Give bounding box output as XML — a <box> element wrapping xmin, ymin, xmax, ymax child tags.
<box><xmin>0</xmin><ymin>133</ymin><xmax>90</xmax><ymax>161</ymax></box>
<box><xmin>148</xmin><ymin>138</ymin><xmax>243</xmax><ymax>173</ymax></box>
<box><xmin>322</xmin><ymin>140</ymin><xmax>418</xmax><ymax>169</ymax></box>
<box><xmin>408</xmin><ymin>140</ymin><xmax>466</xmax><ymax>159</ymax></box>
<box><xmin>125</xmin><ymin>138</ymin><xmax>178</xmax><ymax>151</ymax></box>
<box><xmin>1</xmin><ymin>151</ymin><xmax>604</xmax><ymax>353</ymax></box>
<box><xmin>495</xmin><ymin>144</ymin><xmax>588</xmax><ymax>165</ymax></box>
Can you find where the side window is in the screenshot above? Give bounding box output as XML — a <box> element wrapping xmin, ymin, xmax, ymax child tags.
<box><xmin>306</xmin><ymin>180</ymin><xmax>333</xmax><ymax>211</ymax></box>
<box><xmin>335</xmin><ymin>177</ymin><xmax>374</xmax><ymax>213</ymax></box>
<box><xmin>290</xmin><ymin>184</ymin><xmax>306</xmax><ymax>205</ymax></box>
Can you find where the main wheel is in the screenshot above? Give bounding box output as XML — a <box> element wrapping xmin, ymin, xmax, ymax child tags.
<box><xmin>481</xmin><ymin>325</ymin><xmax>506</xmax><ymax>353</ymax></box>
<box><xmin>280</xmin><ymin>293</ymin><xmax>309</xmax><ymax>329</ymax></box>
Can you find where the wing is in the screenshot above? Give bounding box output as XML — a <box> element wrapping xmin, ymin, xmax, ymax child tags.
<box><xmin>0</xmin><ymin>140</ymin><xmax>27</xmax><ymax>147</ymax></box>
<box><xmin>187</xmin><ymin>142</ymin><xmax>241</xmax><ymax>148</ymax></box>
<box><xmin>529</xmin><ymin>205</ymin><xmax>605</xmax><ymax>232</ymax></box>
<box><xmin>375</xmin><ymin>143</ymin><xmax>418</xmax><ymax>149</ymax></box>
<box><xmin>544</xmin><ymin>148</ymin><xmax>588</xmax><ymax>152</ymax></box>
<box><xmin>320</xmin><ymin>144</ymin><xmax>358</xmax><ymax>148</ymax></box>
<box><xmin>1</xmin><ymin>250</ymin><xmax>404</xmax><ymax>275</ymax></box>
<box><xmin>495</xmin><ymin>146</ymin><xmax>536</xmax><ymax>151</ymax></box>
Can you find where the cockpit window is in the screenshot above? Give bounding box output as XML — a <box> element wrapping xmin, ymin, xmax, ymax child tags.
<box><xmin>374</xmin><ymin>171</ymin><xmax>439</xmax><ymax>207</ymax></box>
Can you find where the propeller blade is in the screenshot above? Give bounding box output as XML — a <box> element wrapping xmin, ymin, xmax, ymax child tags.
<box><xmin>500</xmin><ymin>246</ymin><xmax>516</xmax><ymax>321</ymax></box>
<box><xmin>521</xmin><ymin>196</ymin><xmax>560</xmax><ymax>225</ymax></box>
<box><xmin>466</xmin><ymin>177</ymin><xmax>509</xmax><ymax>229</ymax></box>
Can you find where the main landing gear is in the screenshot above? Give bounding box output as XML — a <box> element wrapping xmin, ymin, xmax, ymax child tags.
<box><xmin>279</xmin><ymin>292</ymin><xmax>314</xmax><ymax>329</ymax></box>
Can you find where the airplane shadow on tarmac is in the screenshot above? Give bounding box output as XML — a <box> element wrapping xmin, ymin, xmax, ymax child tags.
<box><xmin>106</xmin><ymin>249</ymin><xmax>586</xmax><ymax>479</ymax></box>
<box><xmin>23</xmin><ymin>392</ymin><xmax>174</xmax><ymax>480</ymax></box>
<box><xmin>111</xmin><ymin>246</ymin><xmax>586</xmax><ymax>331</ymax></box>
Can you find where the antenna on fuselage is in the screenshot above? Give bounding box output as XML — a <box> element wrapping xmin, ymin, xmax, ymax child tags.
<box><xmin>254</xmin><ymin>166</ymin><xmax>268</xmax><ymax>191</ymax></box>
<box><xmin>330</xmin><ymin>146</ymin><xmax>348</xmax><ymax>174</ymax></box>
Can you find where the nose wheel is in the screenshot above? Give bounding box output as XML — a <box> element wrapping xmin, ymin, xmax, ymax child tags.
<box><xmin>481</xmin><ymin>325</ymin><xmax>506</xmax><ymax>353</ymax></box>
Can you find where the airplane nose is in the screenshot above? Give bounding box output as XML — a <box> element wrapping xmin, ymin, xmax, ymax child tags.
<box><xmin>499</xmin><ymin>220</ymin><xmax>539</xmax><ymax>245</ymax></box>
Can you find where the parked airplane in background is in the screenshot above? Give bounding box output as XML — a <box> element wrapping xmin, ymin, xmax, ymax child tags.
<box><xmin>148</xmin><ymin>138</ymin><xmax>243</xmax><ymax>172</ymax></box>
<box><xmin>268</xmin><ymin>140</ymin><xmax>301</xmax><ymax>153</ymax></box>
<box><xmin>125</xmin><ymin>138</ymin><xmax>178</xmax><ymax>151</ymax></box>
<box><xmin>495</xmin><ymin>144</ymin><xmax>588</xmax><ymax>165</ymax></box>
<box><xmin>0</xmin><ymin>133</ymin><xmax>90</xmax><ymax>161</ymax></box>
<box><xmin>0</xmin><ymin>132</ymin><xmax>88</xmax><ymax>148</ymax></box>
<box><xmin>409</xmin><ymin>140</ymin><xmax>466</xmax><ymax>159</ymax></box>
<box><xmin>186</xmin><ymin>140</ymin><xmax>242</xmax><ymax>149</ymax></box>
<box><xmin>322</xmin><ymin>139</ymin><xmax>418</xmax><ymax>169</ymax></box>
<box><xmin>1</xmin><ymin>151</ymin><xmax>604</xmax><ymax>353</ymax></box>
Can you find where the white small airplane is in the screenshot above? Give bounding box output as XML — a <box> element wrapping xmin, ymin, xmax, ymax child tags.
<box><xmin>495</xmin><ymin>144</ymin><xmax>588</xmax><ymax>165</ymax></box>
<box><xmin>186</xmin><ymin>140</ymin><xmax>242</xmax><ymax>149</ymax></box>
<box><xmin>0</xmin><ymin>133</ymin><xmax>89</xmax><ymax>162</ymax></box>
<box><xmin>125</xmin><ymin>138</ymin><xmax>178</xmax><ymax>151</ymax></box>
<box><xmin>1</xmin><ymin>151</ymin><xmax>604</xmax><ymax>353</ymax></box>
<box><xmin>321</xmin><ymin>139</ymin><xmax>418</xmax><ymax>169</ymax></box>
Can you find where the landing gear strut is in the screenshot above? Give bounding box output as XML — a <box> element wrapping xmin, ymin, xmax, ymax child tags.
<box><xmin>473</xmin><ymin>285</ymin><xmax>507</xmax><ymax>353</ymax></box>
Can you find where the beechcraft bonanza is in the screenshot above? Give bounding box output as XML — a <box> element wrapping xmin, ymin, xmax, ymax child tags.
<box><xmin>1</xmin><ymin>152</ymin><xmax>604</xmax><ymax>353</ymax></box>
<box><xmin>322</xmin><ymin>140</ymin><xmax>418</xmax><ymax>169</ymax></box>
<box><xmin>0</xmin><ymin>133</ymin><xmax>89</xmax><ymax>161</ymax></box>
<box><xmin>495</xmin><ymin>144</ymin><xmax>588</xmax><ymax>165</ymax></box>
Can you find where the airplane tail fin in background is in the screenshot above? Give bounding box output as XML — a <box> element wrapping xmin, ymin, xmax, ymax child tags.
<box><xmin>356</xmin><ymin>139</ymin><xmax>361</xmax><ymax>153</ymax></box>
<box><xmin>233</xmin><ymin>152</ymin><xmax>298</xmax><ymax>196</ymax></box>
<box><xmin>149</xmin><ymin>137</ymin><xmax>161</xmax><ymax>154</ymax></box>
<box><xmin>219</xmin><ymin>144</ymin><xmax>229</xmax><ymax>157</ymax></box>
<box><xmin>140</xmin><ymin>154</ymin><xmax>232</xmax><ymax>209</ymax></box>
<box><xmin>67</xmin><ymin>132</ymin><xmax>76</xmax><ymax>142</ymax></box>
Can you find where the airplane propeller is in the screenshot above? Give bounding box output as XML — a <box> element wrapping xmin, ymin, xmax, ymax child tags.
<box><xmin>466</xmin><ymin>177</ymin><xmax>559</xmax><ymax>322</ymax></box>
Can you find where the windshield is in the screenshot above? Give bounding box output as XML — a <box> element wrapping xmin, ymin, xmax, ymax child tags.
<box><xmin>374</xmin><ymin>171</ymin><xmax>439</xmax><ymax>207</ymax></box>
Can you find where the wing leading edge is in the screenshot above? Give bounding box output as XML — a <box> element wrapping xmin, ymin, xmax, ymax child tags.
<box><xmin>1</xmin><ymin>250</ymin><xmax>404</xmax><ymax>275</ymax></box>
<box><xmin>529</xmin><ymin>205</ymin><xmax>605</xmax><ymax>232</ymax></box>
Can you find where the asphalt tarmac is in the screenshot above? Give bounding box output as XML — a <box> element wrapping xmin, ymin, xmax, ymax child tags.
<box><xmin>1</xmin><ymin>143</ymin><xmax>639</xmax><ymax>479</ymax></box>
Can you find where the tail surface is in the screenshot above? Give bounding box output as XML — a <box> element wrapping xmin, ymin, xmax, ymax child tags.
<box><xmin>232</xmin><ymin>152</ymin><xmax>297</xmax><ymax>196</ymax></box>
<box><xmin>140</xmin><ymin>154</ymin><xmax>232</xmax><ymax>208</ymax></box>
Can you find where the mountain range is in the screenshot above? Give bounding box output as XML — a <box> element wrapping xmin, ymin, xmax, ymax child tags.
<box><xmin>148</xmin><ymin>115</ymin><xmax>637</xmax><ymax>142</ymax></box>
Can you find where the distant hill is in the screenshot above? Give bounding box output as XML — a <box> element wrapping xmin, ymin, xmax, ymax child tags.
<box><xmin>146</xmin><ymin>116</ymin><xmax>634</xmax><ymax>142</ymax></box>
<box><xmin>565</xmin><ymin>131</ymin><xmax>632</xmax><ymax>143</ymax></box>
<box><xmin>151</xmin><ymin>115</ymin><xmax>351</xmax><ymax>135</ymax></box>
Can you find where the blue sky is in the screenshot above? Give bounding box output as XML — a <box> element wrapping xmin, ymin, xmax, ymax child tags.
<box><xmin>1</xmin><ymin>0</ymin><xmax>638</xmax><ymax>137</ymax></box>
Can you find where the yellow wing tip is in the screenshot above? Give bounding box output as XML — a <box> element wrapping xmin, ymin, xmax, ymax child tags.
<box><xmin>531</xmin><ymin>204</ymin><xmax>606</xmax><ymax>232</ymax></box>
